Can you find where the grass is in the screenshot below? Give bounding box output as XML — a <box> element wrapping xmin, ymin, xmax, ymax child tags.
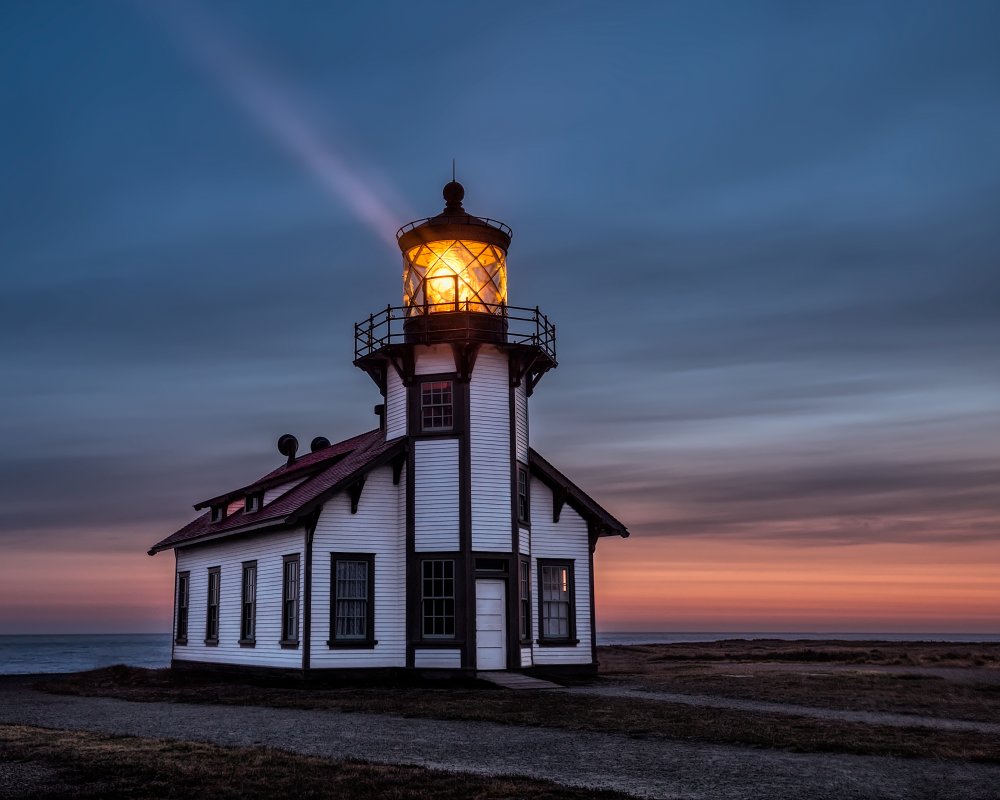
<box><xmin>0</xmin><ymin>725</ymin><xmax>634</xmax><ymax>799</ymax></box>
<box><xmin>34</xmin><ymin>664</ymin><xmax>1000</xmax><ymax>763</ymax></box>
<box><xmin>598</xmin><ymin>641</ymin><xmax>1000</xmax><ymax>722</ymax></box>
<box><xmin>599</xmin><ymin>639</ymin><xmax>1000</xmax><ymax>667</ymax></box>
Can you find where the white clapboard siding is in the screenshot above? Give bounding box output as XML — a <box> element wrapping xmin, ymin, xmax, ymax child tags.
<box><xmin>529</xmin><ymin>481</ymin><xmax>593</xmax><ymax>665</ymax></box>
<box><xmin>175</xmin><ymin>528</ymin><xmax>304</xmax><ymax>667</ymax></box>
<box><xmin>414</xmin><ymin>438</ymin><xmax>460</xmax><ymax>551</ymax></box>
<box><xmin>470</xmin><ymin>347</ymin><xmax>512</xmax><ymax>552</ymax></box>
<box><xmin>385</xmin><ymin>367</ymin><xmax>407</xmax><ymax>439</ymax></box>
<box><xmin>263</xmin><ymin>477</ymin><xmax>307</xmax><ymax>505</ymax></box>
<box><xmin>519</xmin><ymin>527</ymin><xmax>530</xmax><ymax>555</ymax></box>
<box><xmin>414</xmin><ymin>649</ymin><xmax>462</xmax><ymax>668</ymax></box>
<box><xmin>311</xmin><ymin>464</ymin><xmax>406</xmax><ymax>668</ymax></box>
<box><xmin>521</xmin><ymin>646</ymin><xmax>533</xmax><ymax>668</ymax></box>
<box><xmin>514</xmin><ymin>381</ymin><xmax>528</xmax><ymax>465</ymax></box>
<box><xmin>414</xmin><ymin>344</ymin><xmax>455</xmax><ymax>375</ymax></box>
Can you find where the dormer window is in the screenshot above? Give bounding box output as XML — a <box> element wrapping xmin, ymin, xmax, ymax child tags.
<box><xmin>245</xmin><ymin>493</ymin><xmax>263</xmax><ymax>514</ymax></box>
<box><xmin>210</xmin><ymin>504</ymin><xmax>226</xmax><ymax>523</ymax></box>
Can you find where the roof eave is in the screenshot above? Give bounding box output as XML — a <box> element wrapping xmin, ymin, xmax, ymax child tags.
<box><xmin>527</xmin><ymin>447</ymin><xmax>629</xmax><ymax>538</ymax></box>
<box><xmin>147</xmin><ymin>516</ymin><xmax>292</xmax><ymax>555</ymax></box>
<box><xmin>287</xmin><ymin>439</ymin><xmax>407</xmax><ymax>523</ymax></box>
<box><xmin>150</xmin><ymin>438</ymin><xmax>406</xmax><ymax>556</ymax></box>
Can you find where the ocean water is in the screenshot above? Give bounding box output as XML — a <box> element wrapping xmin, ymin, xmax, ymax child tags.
<box><xmin>1</xmin><ymin>631</ymin><xmax>997</xmax><ymax>674</ymax></box>
<box><xmin>0</xmin><ymin>634</ymin><xmax>173</xmax><ymax>675</ymax></box>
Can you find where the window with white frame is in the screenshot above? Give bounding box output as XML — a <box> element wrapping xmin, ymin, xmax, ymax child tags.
<box><xmin>175</xmin><ymin>571</ymin><xmax>189</xmax><ymax>645</ymax></box>
<box><xmin>331</xmin><ymin>554</ymin><xmax>374</xmax><ymax>645</ymax></box>
<box><xmin>420</xmin><ymin>381</ymin><xmax>453</xmax><ymax>431</ymax></box>
<box><xmin>538</xmin><ymin>560</ymin><xmax>575</xmax><ymax>642</ymax></box>
<box><xmin>240</xmin><ymin>561</ymin><xmax>256</xmax><ymax>644</ymax></box>
<box><xmin>421</xmin><ymin>559</ymin><xmax>455</xmax><ymax>637</ymax></box>
<box><xmin>517</xmin><ymin>467</ymin><xmax>530</xmax><ymax>523</ymax></box>
<box><xmin>519</xmin><ymin>561</ymin><xmax>531</xmax><ymax>641</ymax></box>
<box><xmin>281</xmin><ymin>554</ymin><xmax>300</xmax><ymax>645</ymax></box>
<box><xmin>205</xmin><ymin>567</ymin><xmax>220</xmax><ymax>644</ymax></box>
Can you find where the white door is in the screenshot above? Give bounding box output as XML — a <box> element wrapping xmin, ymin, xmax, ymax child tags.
<box><xmin>475</xmin><ymin>579</ymin><xmax>507</xmax><ymax>670</ymax></box>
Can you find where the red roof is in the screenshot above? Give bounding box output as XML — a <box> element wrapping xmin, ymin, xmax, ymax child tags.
<box><xmin>149</xmin><ymin>429</ymin><xmax>402</xmax><ymax>554</ymax></box>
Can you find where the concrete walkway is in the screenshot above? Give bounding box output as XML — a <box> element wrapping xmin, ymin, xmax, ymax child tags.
<box><xmin>2</xmin><ymin>686</ymin><xmax>999</xmax><ymax>799</ymax></box>
<box><xmin>477</xmin><ymin>671</ymin><xmax>562</xmax><ymax>690</ymax></box>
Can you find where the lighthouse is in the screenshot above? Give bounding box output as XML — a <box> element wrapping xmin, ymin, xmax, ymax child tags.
<box><xmin>150</xmin><ymin>180</ymin><xmax>628</xmax><ymax>676</ymax></box>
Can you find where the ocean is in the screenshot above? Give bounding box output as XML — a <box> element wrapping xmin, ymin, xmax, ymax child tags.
<box><xmin>2</xmin><ymin>632</ymin><xmax>998</xmax><ymax>675</ymax></box>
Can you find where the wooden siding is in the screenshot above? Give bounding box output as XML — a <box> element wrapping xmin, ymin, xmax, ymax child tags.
<box><xmin>470</xmin><ymin>347</ymin><xmax>512</xmax><ymax>552</ymax></box>
<box><xmin>413</xmin><ymin>648</ymin><xmax>462</xmax><ymax>668</ymax></box>
<box><xmin>528</xmin><ymin>481</ymin><xmax>593</xmax><ymax>665</ymax></box>
<box><xmin>263</xmin><ymin>477</ymin><xmax>307</xmax><ymax>506</ymax></box>
<box><xmin>174</xmin><ymin>529</ymin><xmax>304</xmax><ymax>667</ymax></box>
<box><xmin>414</xmin><ymin>344</ymin><xmax>455</xmax><ymax>375</ymax></box>
<box><xmin>514</xmin><ymin>381</ymin><xmax>528</xmax><ymax>465</ymax></box>
<box><xmin>310</xmin><ymin>465</ymin><xmax>406</xmax><ymax>668</ymax></box>
<box><xmin>413</xmin><ymin>438</ymin><xmax>460</xmax><ymax>551</ymax></box>
<box><xmin>385</xmin><ymin>367</ymin><xmax>407</xmax><ymax>439</ymax></box>
<box><xmin>520</xmin><ymin>645</ymin><xmax>533</xmax><ymax>668</ymax></box>
<box><xmin>519</xmin><ymin>526</ymin><xmax>530</xmax><ymax>555</ymax></box>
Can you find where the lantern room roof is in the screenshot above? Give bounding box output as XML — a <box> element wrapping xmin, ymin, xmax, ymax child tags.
<box><xmin>397</xmin><ymin>181</ymin><xmax>512</xmax><ymax>252</ymax></box>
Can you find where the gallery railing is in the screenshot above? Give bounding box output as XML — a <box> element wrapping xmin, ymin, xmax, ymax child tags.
<box><xmin>355</xmin><ymin>303</ymin><xmax>556</xmax><ymax>363</ymax></box>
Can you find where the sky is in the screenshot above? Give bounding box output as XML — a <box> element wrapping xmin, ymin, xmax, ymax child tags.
<box><xmin>1</xmin><ymin>1</ymin><xmax>998</xmax><ymax>634</ymax></box>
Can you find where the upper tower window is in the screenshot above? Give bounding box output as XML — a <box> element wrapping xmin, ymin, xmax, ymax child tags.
<box><xmin>420</xmin><ymin>381</ymin><xmax>453</xmax><ymax>431</ymax></box>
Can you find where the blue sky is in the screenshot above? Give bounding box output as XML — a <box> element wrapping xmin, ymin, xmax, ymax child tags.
<box><xmin>1</xmin><ymin>1</ymin><xmax>998</xmax><ymax>632</ymax></box>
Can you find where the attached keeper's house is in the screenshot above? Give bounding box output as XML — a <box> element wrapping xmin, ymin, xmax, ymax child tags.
<box><xmin>149</xmin><ymin>181</ymin><xmax>629</xmax><ymax>676</ymax></box>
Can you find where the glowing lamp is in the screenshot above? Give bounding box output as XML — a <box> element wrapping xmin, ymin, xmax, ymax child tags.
<box><xmin>397</xmin><ymin>181</ymin><xmax>511</xmax><ymax>317</ymax></box>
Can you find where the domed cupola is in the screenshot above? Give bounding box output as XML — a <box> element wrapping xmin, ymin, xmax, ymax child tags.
<box><xmin>397</xmin><ymin>181</ymin><xmax>512</xmax><ymax>318</ymax></box>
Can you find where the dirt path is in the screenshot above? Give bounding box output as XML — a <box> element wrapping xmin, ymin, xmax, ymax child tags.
<box><xmin>563</xmin><ymin>685</ymin><xmax>1000</xmax><ymax>734</ymax></box>
<box><xmin>2</xmin><ymin>686</ymin><xmax>998</xmax><ymax>799</ymax></box>
<box><xmin>702</xmin><ymin>662</ymin><xmax>1000</xmax><ymax>685</ymax></box>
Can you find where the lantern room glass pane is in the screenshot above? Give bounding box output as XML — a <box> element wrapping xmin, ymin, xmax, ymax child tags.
<box><xmin>403</xmin><ymin>239</ymin><xmax>507</xmax><ymax>315</ymax></box>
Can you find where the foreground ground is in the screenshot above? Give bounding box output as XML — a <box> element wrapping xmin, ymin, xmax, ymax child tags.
<box><xmin>2</xmin><ymin>640</ymin><xmax>999</xmax><ymax>798</ymax></box>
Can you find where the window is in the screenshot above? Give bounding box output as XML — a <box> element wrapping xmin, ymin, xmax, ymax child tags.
<box><xmin>281</xmin><ymin>554</ymin><xmax>300</xmax><ymax>646</ymax></box>
<box><xmin>517</xmin><ymin>467</ymin><xmax>530</xmax><ymax>523</ymax></box>
<box><xmin>205</xmin><ymin>567</ymin><xmax>220</xmax><ymax>644</ymax></box>
<box><xmin>240</xmin><ymin>561</ymin><xmax>257</xmax><ymax>645</ymax></box>
<box><xmin>421</xmin><ymin>559</ymin><xmax>455</xmax><ymax>637</ymax></box>
<box><xmin>330</xmin><ymin>554</ymin><xmax>375</xmax><ymax>647</ymax></box>
<box><xmin>175</xmin><ymin>571</ymin><xmax>189</xmax><ymax>645</ymax></box>
<box><xmin>244</xmin><ymin>493</ymin><xmax>262</xmax><ymax>514</ymax></box>
<box><xmin>420</xmin><ymin>380</ymin><xmax>453</xmax><ymax>431</ymax></box>
<box><xmin>519</xmin><ymin>561</ymin><xmax>531</xmax><ymax>641</ymax></box>
<box><xmin>210</xmin><ymin>505</ymin><xmax>225</xmax><ymax>523</ymax></box>
<box><xmin>538</xmin><ymin>560</ymin><xmax>576</xmax><ymax>643</ymax></box>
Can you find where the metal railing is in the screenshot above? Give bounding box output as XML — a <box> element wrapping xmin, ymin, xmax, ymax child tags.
<box><xmin>396</xmin><ymin>215</ymin><xmax>513</xmax><ymax>241</ymax></box>
<box><xmin>354</xmin><ymin>303</ymin><xmax>556</xmax><ymax>363</ymax></box>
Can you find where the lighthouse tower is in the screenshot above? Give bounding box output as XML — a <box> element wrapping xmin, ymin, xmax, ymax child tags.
<box><xmin>354</xmin><ymin>181</ymin><xmax>557</xmax><ymax>671</ymax></box>
<box><xmin>151</xmin><ymin>178</ymin><xmax>627</xmax><ymax>678</ymax></box>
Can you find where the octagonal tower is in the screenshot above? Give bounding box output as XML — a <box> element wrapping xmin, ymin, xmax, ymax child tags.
<box><xmin>353</xmin><ymin>181</ymin><xmax>557</xmax><ymax>671</ymax></box>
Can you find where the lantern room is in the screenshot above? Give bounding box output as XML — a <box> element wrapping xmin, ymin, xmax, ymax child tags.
<box><xmin>396</xmin><ymin>181</ymin><xmax>511</xmax><ymax>316</ymax></box>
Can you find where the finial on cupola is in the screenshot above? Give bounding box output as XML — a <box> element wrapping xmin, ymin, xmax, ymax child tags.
<box><xmin>396</xmin><ymin>177</ymin><xmax>512</xmax><ymax>322</ymax></box>
<box><xmin>442</xmin><ymin>179</ymin><xmax>465</xmax><ymax>213</ymax></box>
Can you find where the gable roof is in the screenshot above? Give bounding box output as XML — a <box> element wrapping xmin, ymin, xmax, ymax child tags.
<box><xmin>528</xmin><ymin>448</ymin><xmax>629</xmax><ymax>539</ymax></box>
<box><xmin>192</xmin><ymin>428</ymin><xmax>383</xmax><ymax>510</ymax></box>
<box><xmin>148</xmin><ymin>429</ymin><xmax>403</xmax><ymax>555</ymax></box>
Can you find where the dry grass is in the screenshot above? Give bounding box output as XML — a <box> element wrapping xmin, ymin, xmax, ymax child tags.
<box><xmin>0</xmin><ymin>724</ymin><xmax>632</xmax><ymax>800</ymax></box>
<box><xmin>35</xmin><ymin>665</ymin><xmax>1000</xmax><ymax>762</ymax></box>
<box><xmin>599</xmin><ymin>641</ymin><xmax>1000</xmax><ymax>722</ymax></box>
<box><xmin>599</xmin><ymin>640</ymin><xmax>1000</xmax><ymax>668</ymax></box>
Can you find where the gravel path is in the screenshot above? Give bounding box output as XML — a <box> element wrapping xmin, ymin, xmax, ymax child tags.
<box><xmin>563</xmin><ymin>685</ymin><xmax>1000</xmax><ymax>734</ymax></box>
<box><xmin>702</xmin><ymin>662</ymin><xmax>1000</xmax><ymax>685</ymax></box>
<box><xmin>2</xmin><ymin>686</ymin><xmax>999</xmax><ymax>799</ymax></box>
